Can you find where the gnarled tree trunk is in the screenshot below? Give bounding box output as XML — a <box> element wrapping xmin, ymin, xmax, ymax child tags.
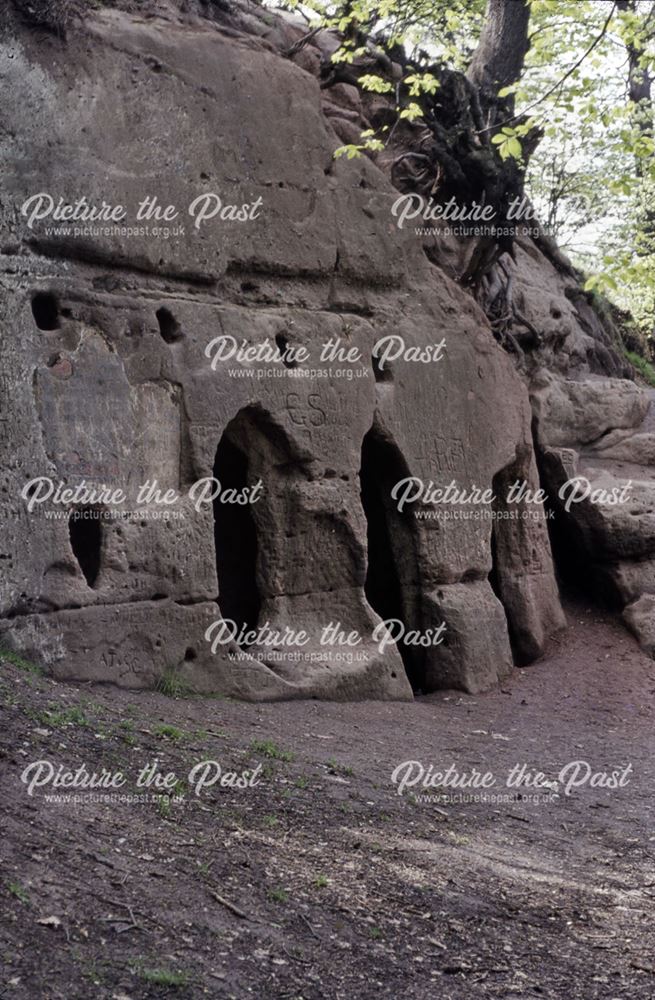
<box><xmin>466</xmin><ymin>0</ymin><xmax>531</xmax><ymax>114</ymax></box>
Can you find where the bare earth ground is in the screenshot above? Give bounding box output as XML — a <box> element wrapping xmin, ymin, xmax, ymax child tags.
<box><xmin>1</xmin><ymin>598</ymin><xmax>654</xmax><ymax>1000</ymax></box>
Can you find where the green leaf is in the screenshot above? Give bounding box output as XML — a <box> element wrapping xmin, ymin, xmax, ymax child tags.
<box><xmin>359</xmin><ymin>74</ymin><xmax>394</xmax><ymax>94</ymax></box>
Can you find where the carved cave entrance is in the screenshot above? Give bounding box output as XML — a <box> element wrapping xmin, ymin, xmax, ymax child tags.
<box><xmin>69</xmin><ymin>507</ymin><xmax>102</xmax><ymax>588</ymax></box>
<box><xmin>213</xmin><ymin>414</ymin><xmax>262</xmax><ymax>639</ymax></box>
<box><xmin>359</xmin><ymin>426</ymin><xmax>427</xmax><ymax>692</ymax></box>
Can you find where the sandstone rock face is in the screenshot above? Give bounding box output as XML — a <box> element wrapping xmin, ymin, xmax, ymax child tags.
<box><xmin>531</xmin><ymin>373</ymin><xmax>650</xmax><ymax>449</ymax></box>
<box><xmin>533</xmin><ymin>370</ymin><xmax>655</xmax><ymax>653</ymax></box>
<box><xmin>0</xmin><ymin>5</ymin><xmax>564</xmax><ymax>698</ymax></box>
<box><xmin>623</xmin><ymin>594</ymin><xmax>655</xmax><ymax>656</ymax></box>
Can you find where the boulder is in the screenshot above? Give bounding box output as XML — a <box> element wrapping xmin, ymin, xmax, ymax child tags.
<box><xmin>531</xmin><ymin>372</ymin><xmax>650</xmax><ymax>449</ymax></box>
<box><xmin>623</xmin><ymin>594</ymin><xmax>655</xmax><ymax>657</ymax></box>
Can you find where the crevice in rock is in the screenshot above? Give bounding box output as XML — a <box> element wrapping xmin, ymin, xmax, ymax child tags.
<box><xmin>0</xmin><ymin>596</ymin><xmax>215</xmax><ymax>621</ymax></box>
<box><xmin>26</xmin><ymin>238</ymin><xmax>217</xmax><ymax>287</ymax></box>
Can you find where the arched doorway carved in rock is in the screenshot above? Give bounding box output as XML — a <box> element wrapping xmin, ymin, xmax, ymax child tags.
<box><xmin>212</xmin><ymin>405</ymin><xmax>310</xmax><ymax>647</ymax></box>
<box><xmin>358</xmin><ymin>424</ymin><xmax>427</xmax><ymax>691</ymax></box>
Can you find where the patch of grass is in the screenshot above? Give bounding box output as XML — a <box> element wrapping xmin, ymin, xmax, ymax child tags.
<box><xmin>268</xmin><ymin>887</ymin><xmax>289</xmax><ymax>904</ymax></box>
<box><xmin>80</xmin><ymin>956</ymin><xmax>111</xmax><ymax>987</ymax></box>
<box><xmin>327</xmin><ymin>757</ymin><xmax>354</xmax><ymax>777</ymax></box>
<box><xmin>250</xmin><ymin>739</ymin><xmax>294</xmax><ymax>762</ymax></box>
<box><xmin>156</xmin><ymin>669</ymin><xmax>193</xmax><ymax>699</ymax></box>
<box><xmin>33</xmin><ymin>704</ymin><xmax>90</xmax><ymax>729</ymax></box>
<box><xmin>7</xmin><ymin>882</ymin><xmax>29</xmax><ymax>904</ymax></box>
<box><xmin>157</xmin><ymin>796</ymin><xmax>171</xmax><ymax>819</ymax></box>
<box><xmin>626</xmin><ymin>350</ymin><xmax>655</xmax><ymax>387</ymax></box>
<box><xmin>171</xmin><ymin>778</ymin><xmax>188</xmax><ymax>798</ymax></box>
<box><xmin>295</xmin><ymin>776</ymin><xmax>310</xmax><ymax>789</ymax></box>
<box><xmin>0</xmin><ymin>647</ymin><xmax>43</xmax><ymax>676</ymax></box>
<box><xmin>314</xmin><ymin>874</ymin><xmax>328</xmax><ymax>889</ymax></box>
<box><xmin>262</xmin><ymin>814</ymin><xmax>278</xmax><ymax>828</ymax></box>
<box><xmin>154</xmin><ymin>723</ymin><xmax>186</xmax><ymax>742</ymax></box>
<box><xmin>138</xmin><ymin>966</ymin><xmax>190</xmax><ymax>988</ymax></box>
<box><xmin>369</xmin><ymin>926</ymin><xmax>382</xmax><ymax>940</ymax></box>
<box><xmin>117</xmin><ymin>720</ymin><xmax>137</xmax><ymax>745</ymax></box>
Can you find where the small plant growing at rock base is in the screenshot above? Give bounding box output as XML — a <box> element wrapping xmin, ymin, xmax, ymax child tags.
<box><xmin>137</xmin><ymin>964</ymin><xmax>190</xmax><ymax>988</ymax></box>
<box><xmin>156</xmin><ymin>668</ymin><xmax>193</xmax><ymax>699</ymax></box>
<box><xmin>327</xmin><ymin>758</ymin><xmax>354</xmax><ymax>777</ymax></box>
<box><xmin>34</xmin><ymin>704</ymin><xmax>89</xmax><ymax>729</ymax></box>
<box><xmin>0</xmin><ymin>647</ymin><xmax>43</xmax><ymax>676</ymax></box>
<box><xmin>8</xmin><ymin>882</ymin><xmax>29</xmax><ymax>904</ymax></box>
<box><xmin>154</xmin><ymin>723</ymin><xmax>185</xmax><ymax>742</ymax></box>
<box><xmin>157</xmin><ymin>796</ymin><xmax>171</xmax><ymax>819</ymax></box>
<box><xmin>250</xmin><ymin>739</ymin><xmax>294</xmax><ymax>762</ymax></box>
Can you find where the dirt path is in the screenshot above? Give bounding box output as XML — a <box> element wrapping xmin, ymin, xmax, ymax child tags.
<box><xmin>1</xmin><ymin>598</ymin><xmax>654</xmax><ymax>999</ymax></box>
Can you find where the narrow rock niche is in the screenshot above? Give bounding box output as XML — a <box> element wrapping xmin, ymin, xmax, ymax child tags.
<box><xmin>213</xmin><ymin>414</ymin><xmax>261</xmax><ymax>640</ymax></box>
<box><xmin>156</xmin><ymin>306</ymin><xmax>183</xmax><ymax>344</ymax></box>
<box><xmin>69</xmin><ymin>506</ymin><xmax>102</xmax><ymax>587</ymax></box>
<box><xmin>359</xmin><ymin>426</ymin><xmax>426</xmax><ymax>692</ymax></box>
<box><xmin>31</xmin><ymin>291</ymin><xmax>60</xmax><ymax>331</ymax></box>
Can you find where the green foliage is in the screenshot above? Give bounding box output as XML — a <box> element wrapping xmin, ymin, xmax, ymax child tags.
<box><xmin>0</xmin><ymin>647</ymin><xmax>43</xmax><ymax>676</ymax></box>
<box><xmin>334</xmin><ymin>139</ymin><xmax>384</xmax><ymax>159</ymax></box>
<box><xmin>7</xmin><ymin>882</ymin><xmax>29</xmax><ymax>904</ymax></box>
<box><xmin>250</xmin><ymin>739</ymin><xmax>294</xmax><ymax>761</ymax></box>
<box><xmin>138</xmin><ymin>966</ymin><xmax>190</xmax><ymax>987</ymax></box>
<box><xmin>154</xmin><ymin>723</ymin><xmax>186</xmax><ymax>741</ymax></box>
<box><xmin>32</xmin><ymin>704</ymin><xmax>90</xmax><ymax>728</ymax></box>
<box><xmin>626</xmin><ymin>350</ymin><xmax>655</xmax><ymax>386</ymax></box>
<box><xmin>358</xmin><ymin>74</ymin><xmax>394</xmax><ymax>93</ymax></box>
<box><xmin>491</xmin><ymin>127</ymin><xmax>524</xmax><ymax>161</ymax></box>
<box><xmin>156</xmin><ymin>668</ymin><xmax>193</xmax><ymax>699</ymax></box>
<box><xmin>279</xmin><ymin>0</ymin><xmax>655</xmax><ymax>335</ymax></box>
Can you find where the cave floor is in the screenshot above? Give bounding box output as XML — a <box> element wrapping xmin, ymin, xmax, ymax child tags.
<box><xmin>1</xmin><ymin>599</ymin><xmax>654</xmax><ymax>999</ymax></box>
